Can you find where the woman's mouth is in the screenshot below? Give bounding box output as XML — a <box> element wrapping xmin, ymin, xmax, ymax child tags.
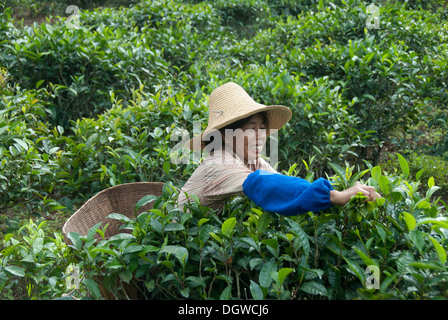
<box><xmin>250</xmin><ymin>145</ymin><xmax>263</xmax><ymax>152</ymax></box>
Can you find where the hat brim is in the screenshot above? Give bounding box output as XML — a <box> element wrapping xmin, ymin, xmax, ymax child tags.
<box><xmin>184</xmin><ymin>105</ymin><xmax>292</xmax><ymax>151</ymax></box>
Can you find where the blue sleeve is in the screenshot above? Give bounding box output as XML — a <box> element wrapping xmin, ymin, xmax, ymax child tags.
<box><xmin>242</xmin><ymin>170</ymin><xmax>334</xmax><ymax>216</ymax></box>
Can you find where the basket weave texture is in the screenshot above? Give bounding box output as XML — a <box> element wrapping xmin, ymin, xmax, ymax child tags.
<box><xmin>62</xmin><ymin>182</ymin><xmax>165</xmax><ymax>242</ymax></box>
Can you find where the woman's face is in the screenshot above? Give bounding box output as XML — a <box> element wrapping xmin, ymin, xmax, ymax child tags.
<box><xmin>224</xmin><ymin>113</ymin><xmax>267</xmax><ymax>164</ymax></box>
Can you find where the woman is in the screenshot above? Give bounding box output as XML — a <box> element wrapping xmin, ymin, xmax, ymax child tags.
<box><xmin>177</xmin><ymin>82</ymin><xmax>380</xmax><ymax>215</ymax></box>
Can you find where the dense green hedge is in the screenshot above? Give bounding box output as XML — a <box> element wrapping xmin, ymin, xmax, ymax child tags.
<box><xmin>2</xmin><ymin>0</ymin><xmax>448</xmax><ymax>209</ymax></box>
<box><xmin>1</xmin><ymin>0</ymin><xmax>448</xmax><ymax>300</ymax></box>
<box><xmin>1</xmin><ymin>157</ymin><xmax>448</xmax><ymax>300</ymax></box>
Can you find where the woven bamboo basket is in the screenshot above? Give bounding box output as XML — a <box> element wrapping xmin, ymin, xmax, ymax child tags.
<box><xmin>62</xmin><ymin>182</ymin><xmax>165</xmax><ymax>299</ymax></box>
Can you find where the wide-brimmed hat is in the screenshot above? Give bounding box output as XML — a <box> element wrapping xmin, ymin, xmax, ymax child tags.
<box><xmin>185</xmin><ymin>82</ymin><xmax>292</xmax><ymax>150</ymax></box>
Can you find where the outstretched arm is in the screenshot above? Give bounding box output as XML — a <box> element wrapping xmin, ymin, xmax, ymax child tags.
<box><xmin>243</xmin><ymin>170</ymin><xmax>380</xmax><ymax>216</ymax></box>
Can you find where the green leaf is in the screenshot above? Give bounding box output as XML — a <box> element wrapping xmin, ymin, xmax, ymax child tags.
<box><xmin>416</xmin><ymin>217</ymin><xmax>448</xmax><ymax>229</ymax></box>
<box><xmin>123</xmin><ymin>244</ymin><xmax>143</xmax><ymax>254</ymax></box>
<box><xmin>180</xmin><ymin>287</ymin><xmax>190</xmax><ymax>299</ymax></box>
<box><xmin>21</xmin><ymin>254</ymin><xmax>34</xmax><ymax>263</ymax></box>
<box><xmin>387</xmin><ymin>191</ymin><xmax>403</xmax><ymax>204</ymax></box>
<box><xmin>344</xmin><ymin>257</ymin><xmax>365</xmax><ymax>284</ymax></box>
<box><xmin>249</xmin><ymin>258</ymin><xmax>264</xmax><ymax>270</ymax></box>
<box><xmin>36</xmin><ymin>79</ymin><xmax>45</xmax><ymax>89</ymax></box>
<box><xmin>414</xmin><ymin>199</ymin><xmax>431</xmax><ymax>210</ymax></box>
<box><xmin>353</xmin><ymin>246</ymin><xmax>377</xmax><ymax>268</ymax></box>
<box><xmin>262</xmin><ymin>238</ymin><xmax>278</xmax><ymax>252</ymax></box>
<box><xmin>380</xmin><ymin>273</ymin><xmax>397</xmax><ymax>293</ymax></box>
<box><xmin>362</xmin><ymin>94</ymin><xmax>376</xmax><ymax>101</ymax></box>
<box><xmin>277</xmin><ymin>268</ymin><xmax>294</xmax><ymax>286</ymax></box>
<box><xmin>32</xmin><ymin>237</ymin><xmax>44</xmax><ymax>255</ymax></box>
<box><xmin>221</xmin><ymin>217</ymin><xmax>236</xmax><ymax>237</ymax></box>
<box><xmin>209</xmin><ymin>232</ymin><xmax>223</xmax><ymax>245</ymax></box>
<box><xmin>67</xmin><ymin>232</ymin><xmax>82</xmax><ymax>250</ymax></box>
<box><xmin>85</xmin><ymin>133</ymin><xmax>98</xmax><ymax>150</ymax></box>
<box><xmin>160</xmin><ymin>245</ymin><xmax>188</xmax><ymax>267</ymax></box>
<box><xmin>5</xmin><ymin>265</ymin><xmax>25</xmax><ymax>277</ymax></box>
<box><xmin>375</xmin><ymin>225</ymin><xmax>386</xmax><ymax>244</ymax></box>
<box><xmin>402</xmin><ymin>212</ymin><xmax>416</xmax><ymax>231</ymax></box>
<box><xmin>164</xmin><ymin>223</ymin><xmax>185</xmax><ymax>232</ymax></box>
<box><xmin>250</xmin><ymin>280</ymin><xmax>264</xmax><ymax>300</ymax></box>
<box><xmin>329</xmin><ymin>162</ymin><xmax>347</xmax><ymax>184</ymax></box>
<box><xmin>135</xmin><ymin>195</ymin><xmax>158</xmax><ymax>212</ymax></box>
<box><xmin>299</xmin><ymin>281</ymin><xmax>328</xmax><ymax>297</ymax></box>
<box><xmin>108</xmin><ymin>259</ymin><xmax>124</xmax><ymax>270</ymax></box>
<box><xmin>107</xmin><ymin>213</ymin><xmax>131</xmax><ymax>222</ymax></box>
<box><xmin>378</xmin><ymin>175</ymin><xmax>391</xmax><ymax>194</ymax></box>
<box><xmin>349</xmin><ymin>169</ymin><xmax>370</xmax><ymax>187</ymax></box>
<box><xmin>108</xmin><ymin>233</ymin><xmax>135</xmax><ymax>241</ymax></box>
<box><xmin>90</xmin><ymin>247</ymin><xmax>119</xmax><ymax>257</ymax></box>
<box><xmin>371</xmin><ymin>166</ymin><xmax>381</xmax><ymax>182</ymax></box>
<box><xmin>396</xmin><ymin>153</ymin><xmax>409</xmax><ymax>176</ymax></box>
<box><xmin>408</xmin><ymin>261</ymin><xmax>443</xmax><ymax>270</ymax></box>
<box><xmin>219</xmin><ymin>285</ymin><xmax>232</xmax><ymax>300</ymax></box>
<box><xmin>13</xmin><ymin>138</ymin><xmax>29</xmax><ymax>151</ymax></box>
<box><xmin>287</xmin><ymin>219</ymin><xmax>310</xmax><ymax>256</ymax></box>
<box><xmin>259</xmin><ymin>259</ymin><xmax>276</xmax><ymax>289</ymax></box>
<box><xmin>149</xmin><ymin>208</ymin><xmax>164</xmax><ymax>218</ymax></box>
<box><xmin>409</xmin><ymin>229</ymin><xmax>425</xmax><ymax>252</ymax></box>
<box><xmin>87</xmin><ymin>222</ymin><xmax>103</xmax><ymax>240</ymax></box>
<box><xmin>257</xmin><ymin>211</ymin><xmax>271</xmax><ymax>233</ymax></box>
<box><xmin>428</xmin><ymin>176</ymin><xmax>435</xmax><ymax>188</ymax></box>
<box><xmin>185</xmin><ymin>276</ymin><xmax>206</xmax><ymax>289</ymax></box>
<box><xmin>82</xmin><ymin>278</ymin><xmax>101</xmax><ymax>299</ymax></box>
<box><xmin>318</xmin><ymin>0</ymin><xmax>324</xmax><ymax>10</ymax></box>
<box><xmin>119</xmin><ymin>269</ymin><xmax>133</xmax><ymax>284</ymax></box>
<box><xmin>428</xmin><ymin>236</ymin><xmax>446</xmax><ymax>265</ymax></box>
<box><xmin>198</xmin><ymin>218</ymin><xmax>210</xmax><ymax>227</ymax></box>
<box><xmin>416</xmin><ymin>169</ymin><xmax>425</xmax><ymax>181</ymax></box>
<box><xmin>251</xmin><ymin>208</ymin><xmax>264</xmax><ymax>215</ymax></box>
<box><xmin>163</xmin><ymin>161</ymin><xmax>170</xmax><ymax>175</ymax></box>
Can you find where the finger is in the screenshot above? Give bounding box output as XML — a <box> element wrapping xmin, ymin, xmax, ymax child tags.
<box><xmin>367</xmin><ymin>191</ymin><xmax>381</xmax><ymax>202</ymax></box>
<box><xmin>357</xmin><ymin>186</ymin><xmax>378</xmax><ymax>201</ymax></box>
<box><xmin>358</xmin><ymin>185</ymin><xmax>379</xmax><ymax>199</ymax></box>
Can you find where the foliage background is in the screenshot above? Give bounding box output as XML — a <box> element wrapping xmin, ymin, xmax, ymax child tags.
<box><xmin>0</xmin><ymin>0</ymin><xmax>448</xmax><ymax>300</ymax></box>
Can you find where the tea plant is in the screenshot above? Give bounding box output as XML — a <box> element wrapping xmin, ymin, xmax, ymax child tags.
<box><xmin>1</xmin><ymin>0</ymin><xmax>448</xmax><ymax>300</ymax></box>
<box><xmin>0</xmin><ymin>219</ymin><xmax>80</xmax><ymax>299</ymax></box>
<box><xmin>61</xmin><ymin>155</ymin><xmax>448</xmax><ymax>300</ymax></box>
<box><xmin>0</xmin><ymin>67</ymin><xmax>64</xmax><ymax>213</ymax></box>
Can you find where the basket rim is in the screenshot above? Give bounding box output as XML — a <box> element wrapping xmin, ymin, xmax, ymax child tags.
<box><xmin>62</xmin><ymin>181</ymin><xmax>165</xmax><ymax>238</ymax></box>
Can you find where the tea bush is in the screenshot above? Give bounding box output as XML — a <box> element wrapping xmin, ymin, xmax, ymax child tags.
<box><xmin>0</xmin><ymin>219</ymin><xmax>78</xmax><ymax>299</ymax></box>
<box><xmin>2</xmin><ymin>157</ymin><xmax>447</xmax><ymax>300</ymax></box>
<box><xmin>2</xmin><ymin>0</ymin><xmax>448</xmax><ymax>166</ymax></box>
<box><xmin>76</xmin><ymin>157</ymin><xmax>444</xmax><ymax>300</ymax></box>
<box><xmin>243</xmin><ymin>0</ymin><xmax>448</xmax><ymax>162</ymax></box>
<box><xmin>1</xmin><ymin>0</ymin><xmax>448</xmax><ymax>300</ymax></box>
<box><xmin>0</xmin><ymin>67</ymin><xmax>65</xmax><ymax>213</ymax></box>
<box><xmin>0</xmin><ymin>12</ymin><xmax>171</xmax><ymax>127</ymax></box>
<box><xmin>381</xmin><ymin>152</ymin><xmax>448</xmax><ymax>203</ymax></box>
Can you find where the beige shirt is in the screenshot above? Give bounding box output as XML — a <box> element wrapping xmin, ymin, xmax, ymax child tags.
<box><xmin>177</xmin><ymin>149</ymin><xmax>277</xmax><ymax>212</ymax></box>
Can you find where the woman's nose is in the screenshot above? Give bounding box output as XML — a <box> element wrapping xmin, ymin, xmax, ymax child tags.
<box><xmin>256</xmin><ymin>128</ymin><xmax>267</xmax><ymax>139</ymax></box>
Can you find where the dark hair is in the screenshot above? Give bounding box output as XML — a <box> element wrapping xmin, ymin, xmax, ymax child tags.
<box><xmin>223</xmin><ymin>111</ymin><xmax>269</xmax><ymax>132</ymax></box>
<box><xmin>204</xmin><ymin>111</ymin><xmax>269</xmax><ymax>150</ymax></box>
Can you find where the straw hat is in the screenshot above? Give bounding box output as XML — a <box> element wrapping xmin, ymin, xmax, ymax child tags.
<box><xmin>185</xmin><ymin>82</ymin><xmax>292</xmax><ymax>150</ymax></box>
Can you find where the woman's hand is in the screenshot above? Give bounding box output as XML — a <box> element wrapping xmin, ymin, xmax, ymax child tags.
<box><xmin>330</xmin><ymin>182</ymin><xmax>381</xmax><ymax>206</ymax></box>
